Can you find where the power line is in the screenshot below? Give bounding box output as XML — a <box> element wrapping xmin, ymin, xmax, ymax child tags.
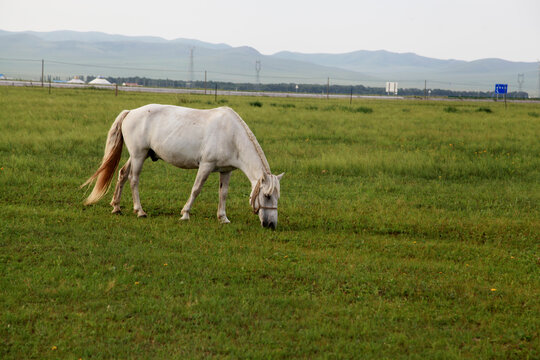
<box><xmin>0</xmin><ymin>57</ymin><xmax>42</xmax><ymax>63</ymax></box>
<box><xmin>0</xmin><ymin>56</ymin><xmax>532</xmax><ymax>93</ymax></box>
<box><xmin>0</xmin><ymin>57</ymin><xmax>328</xmax><ymax>81</ymax></box>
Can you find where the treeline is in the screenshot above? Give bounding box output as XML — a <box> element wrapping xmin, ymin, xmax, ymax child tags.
<box><xmin>101</xmin><ymin>76</ymin><xmax>529</xmax><ymax>99</ymax></box>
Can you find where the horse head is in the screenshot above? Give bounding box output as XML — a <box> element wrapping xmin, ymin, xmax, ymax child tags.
<box><xmin>250</xmin><ymin>172</ymin><xmax>284</xmax><ymax>230</ymax></box>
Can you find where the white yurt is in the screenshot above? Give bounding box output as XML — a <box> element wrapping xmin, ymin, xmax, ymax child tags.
<box><xmin>89</xmin><ymin>76</ymin><xmax>112</xmax><ymax>85</ymax></box>
<box><xmin>68</xmin><ymin>76</ymin><xmax>85</xmax><ymax>84</ymax></box>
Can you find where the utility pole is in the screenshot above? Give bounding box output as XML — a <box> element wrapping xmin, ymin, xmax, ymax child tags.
<box><xmin>204</xmin><ymin>70</ymin><xmax>207</xmax><ymax>95</ymax></box>
<box><xmin>41</xmin><ymin>59</ymin><xmax>44</xmax><ymax>87</ymax></box>
<box><xmin>538</xmin><ymin>61</ymin><xmax>540</xmax><ymax>98</ymax></box>
<box><xmin>188</xmin><ymin>47</ymin><xmax>195</xmax><ymax>88</ymax></box>
<box><xmin>424</xmin><ymin>80</ymin><xmax>427</xmax><ymax>99</ymax></box>
<box><xmin>517</xmin><ymin>73</ymin><xmax>524</xmax><ymax>93</ymax></box>
<box><xmin>255</xmin><ymin>60</ymin><xmax>261</xmax><ymax>90</ymax></box>
<box><xmin>326</xmin><ymin>77</ymin><xmax>330</xmax><ymax>100</ymax></box>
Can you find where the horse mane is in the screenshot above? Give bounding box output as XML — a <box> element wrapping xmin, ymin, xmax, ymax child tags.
<box><xmin>263</xmin><ymin>173</ymin><xmax>278</xmax><ymax>196</ymax></box>
<box><xmin>225</xmin><ymin>107</ymin><xmax>271</xmax><ymax>175</ymax></box>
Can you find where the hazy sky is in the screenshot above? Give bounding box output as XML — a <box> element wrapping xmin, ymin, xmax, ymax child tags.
<box><xmin>1</xmin><ymin>0</ymin><xmax>539</xmax><ymax>62</ymax></box>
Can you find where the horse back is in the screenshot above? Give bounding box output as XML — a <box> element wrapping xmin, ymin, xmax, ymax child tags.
<box><xmin>122</xmin><ymin>104</ymin><xmax>242</xmax><ymax>169</ymax></box>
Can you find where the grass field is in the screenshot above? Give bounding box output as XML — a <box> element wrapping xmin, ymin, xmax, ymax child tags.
<box><xmin>0</xmin><ymin>86</ymin><xmax>539</xmax><ymax>359</ymax></box>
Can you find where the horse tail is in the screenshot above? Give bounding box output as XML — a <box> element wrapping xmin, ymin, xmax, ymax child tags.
<box><xmin>81</xmin><ymin>110</ymin><xmax>130</xmax><ymax>205</ymax></box>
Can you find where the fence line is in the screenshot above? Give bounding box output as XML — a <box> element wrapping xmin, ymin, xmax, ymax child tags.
<box><xmin>0</xmin><ymin>56</ymin><xmax>534</xmax><ymax>96</ymax></box>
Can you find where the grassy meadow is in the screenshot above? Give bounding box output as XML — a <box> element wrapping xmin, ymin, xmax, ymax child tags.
<box><xmin>0</xmin><ymin>86</ymin><xmax>539</xmax><ymax>359</ymax></box>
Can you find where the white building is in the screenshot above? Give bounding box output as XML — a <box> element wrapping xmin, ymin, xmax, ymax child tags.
<box><xmin>89</xmin><ymin>76</ymin><xmax>112</xmax><ymax>85</ymax></box>
<box><xmin>68</xmin><ymin>76</ymin><xmax>85</xmax><ymax>84</ymax></box>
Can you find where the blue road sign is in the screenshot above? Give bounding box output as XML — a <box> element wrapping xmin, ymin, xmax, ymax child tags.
<box><xmin>495</xmin><ymin>84</ymin><xmax>508</xmax><ymax>94</ymax></box>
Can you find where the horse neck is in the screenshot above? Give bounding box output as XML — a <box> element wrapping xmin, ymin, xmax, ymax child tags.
<box><xmin>235</xmin><ymin>127</ymin><xmax>271</xmax><ymax>186</ymax></box>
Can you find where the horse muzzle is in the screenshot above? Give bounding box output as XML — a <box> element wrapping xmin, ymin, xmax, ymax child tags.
<box><xmin>262</xmin><ymin>220</ymin><xmax>276</xmax><ymax>230</ymax></box>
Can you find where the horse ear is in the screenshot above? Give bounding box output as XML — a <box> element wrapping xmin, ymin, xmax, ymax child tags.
<box><xmin>276</xmin><ymin>172</ymin><xmax>285</xmax><ymax>181</ymax></box>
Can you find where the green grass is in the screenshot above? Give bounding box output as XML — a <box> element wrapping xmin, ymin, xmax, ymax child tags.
<box><xmin>0</xmin><ymin>87</ymin><xmax>539</xmax><ymax>359</ymax></box>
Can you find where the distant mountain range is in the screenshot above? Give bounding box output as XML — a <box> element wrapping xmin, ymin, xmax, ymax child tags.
<box><xmin>0</xmin><ymin>30</ymin><xmax>537</xmax><ymax>94</ymax></box>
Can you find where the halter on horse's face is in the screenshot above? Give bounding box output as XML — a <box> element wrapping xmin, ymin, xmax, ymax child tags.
<box><xmin>250</xmin><ymin>173</ymin><xmax>284</xmax><ymax>230</ymax></box>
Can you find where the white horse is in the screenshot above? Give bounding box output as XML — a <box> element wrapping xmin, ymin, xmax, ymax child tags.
<box><xmin>81</xmin><ymin>104</ymin><xmax>284</xmax><ymax>229</ymax></box>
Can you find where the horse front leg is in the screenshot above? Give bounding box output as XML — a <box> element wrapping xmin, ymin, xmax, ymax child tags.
<box><xmin>129</xmin><ymin>156</ymin><xmax>147</xmax><ymax>218</ymax></box>
<box><xmin>180</xmin><ymin>162</ymin><xmax>214</xmax><ymax>221</ymax></box>
<box><xmin>217</xmin><ymin>171</ymin><xmax>232</xmax><ymax>224</ymax></box>
<box><xmin>110</xmin><ymin>158</ymin><xmax>131</xmax><ymax>214</ymax></box>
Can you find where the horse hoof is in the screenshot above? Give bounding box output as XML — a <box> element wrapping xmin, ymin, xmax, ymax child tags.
<box><xmin>180</xmin><ymin>213</ymin><xmax>190</xmax><ymax>221</ymax></box>
<box><xmin>137</xmin><ymin>212</ymin><xmax>147</xmax><ymax>218</ymax></box>
<box><xmin>112</xmin><ymin>209</ymin><xmax>122</xmax><ymax>215</ymax></box>
<box><xmin>219</xmin><ymin>217</ymin><xmax>231</xmax><ymax>224</ymax></box>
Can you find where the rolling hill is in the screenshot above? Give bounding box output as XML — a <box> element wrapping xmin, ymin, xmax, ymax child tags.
<box><xmin>0</xmin><ymin>30</ymin><xmax>376</xmax><ymax>86</ymax></box>
<box><xmin>0</xmin><ymin>30</ymin><xmax>537</xmax><ymax>94</ymax></box>
<box><xmin>273</xmin><ymin>50</ymin><xmax>537</xmax><ymax>94</ymax></box>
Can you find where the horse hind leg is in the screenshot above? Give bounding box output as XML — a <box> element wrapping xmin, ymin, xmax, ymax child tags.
<box><xmin>110</xmin><ymin>158</ymin><xmax>131</xmax><ymax>214</ymax></box>
<box><xmin>128</xmin><ymin>156</ymin><xmax>148</xmax><ymax>218</ymax></box>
